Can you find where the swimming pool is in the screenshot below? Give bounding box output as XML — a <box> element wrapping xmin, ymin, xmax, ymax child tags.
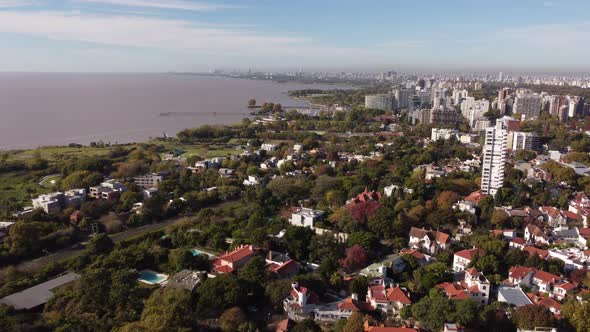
<box><xmin>138</xmin><ymin>270</ymin><xmax>168</xmax><ymax>285</ymax></box>
<box><xmin>191</xmin><ymin>249</ymin><xmax>215</xmax><ymax>257</ymax></box>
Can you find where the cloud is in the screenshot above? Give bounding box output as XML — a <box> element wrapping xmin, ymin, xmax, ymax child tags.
<box><xmin>0</xmin><ymin>0</ymin><xmax>36</xmax><ymax>7</ymax></box>
<box><xmin>71</xmin><ymin>0</ymin><xmax>240</xmax><ymax>11</ymax></box>
<box><xmin>0</xmin><ymin>10</ymin><xmax>305</xmax><ymax>53</ymax></box>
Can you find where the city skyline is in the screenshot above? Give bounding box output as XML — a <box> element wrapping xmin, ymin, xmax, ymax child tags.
<box><xmin>1</xmin><ymin>0</ymin><xmax>590</xmax><ymax>72</ymax></box>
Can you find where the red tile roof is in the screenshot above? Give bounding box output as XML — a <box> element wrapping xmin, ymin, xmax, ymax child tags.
<box><xmin>217</xmin><ymin>245</ymin><xmax>256</xmax><ymax>263</ymax></box>
<box><xmin>400</xmin><ymin>248</ymin><xmax>426</xmax><ymax>260</ymax></box>
<box><xmin>533</xmin><ymin>270</ymin><xmax>561</xmax><ymax>284</ymax></box>
<box><xmin>464</xmin><ymin>190</ymin><xmax>486</xmax><ymax>204</ymax></box>
<box><xmin>523</xmin><ymin>246</ymin><xmax>549</xmax><ymax>259</ymax></box>
<box><xmin>454</xmin><ymin>248</ymin><xmax>485</xmax><ymax>261</ymax></box>
<box><xmin>509</xmin><ymin>266</ymin><xmax>536</xmax><ymax>280</ymax></box>
<box><xmin>386</xmin><ymin>287</ymin><xmax>412</xmax><ymax>304</ymax></box>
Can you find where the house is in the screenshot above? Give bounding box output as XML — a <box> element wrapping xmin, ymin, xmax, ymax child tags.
<box><xmin>0</xmin><ymin>272</ymin><xmax>81</xmax><ymax>310</ymax></box>
<box><xmin>522</xmin><ymin>246</ymin><xmax>549</xmax><ymax>259</ymax></box>
<box><xmin>284</xmin><ymin>283</ymin><xmax>371</xmax><ymax>323</ymax></box>
<box><xmin>243</xmin><ymin>175</ymin><xmax>259</xmax><ymax>186</ymax></box>
<box><xmin>528</xmin><ymin>293</ymin><xmax>562</xmax><ymax>315</ymax></box>
<box><xmin>497</xmin><ymin>286</ymin><xmax>533</xmax><ymax>307</ymax></box>
<box><xmin>524</xmin><ymin>224</ymin><xmax>551</xmax><ymax>245</ymax></box>
<box><xmin>452</xmin><ymin>248</ymin><xmax>485</xmax><ymax>272</ymax></box>
<box><xmin>164</xmin><ymin>270</ymin><xmax>206</xmax><ymax>292</ymax></box>
<box><xmin>399</xmin><ymin>248</ymin><xmax>431</xmax><ymax>265</ymax></box>
<box><xmin>347</xmin><ymin>187</ymin><xmax>382</xmax><ymax>206</ymax></box>
<box><xmin>289</xmin><ymin>208</ymin><xmax>325</xmax><ymax>228</ymax></box>
<box><xmin>553</xmin><ymin>281</ymin><xmax>576</xmax><ymax>301</ymax></box>
<box><xmin>509</xmin><ymin>237</ymin><xmax>526</xmax><ymax>250</ymax></box>
<box><xmin>577</xmin><ymin>228</ymin><xmax>590</xmax><ymax>248</ymax></box>
<box><xmin>212</xmin><ymin>245</ymin><xmax>258</xmax><ymax>274</ymax></box>
<box><xmin>133</xmin><ymin>172</ymin><xmax>168</xmax><ymax>189</ymax></box>
<box><xmin>506</xmin><ymin>266</ymin><xmax>561</xmax><ymax>295</ymax></box>
<box><xmin>506</xmin><ymin>266</ymin><xmax>536</xmax><ymax>287</ymax></box>
<box><xmin>89</xmin><ymin>180</ymin><xmax>126</xmax><ymax>200</ymax></box>
<box><xmin>491</xmin><ymin>229</ymin><xmax>517</xmax><ymax>239</ymax></box>
<box><xmin>408</xmin><ymin>227</ymin><xmax>450</xmax><ymax>255</ymax></box>
<box><xmin>539</xmin><ymin>206</ymin><xmax>566</xmax><ymax>227</ymax></box>
<box><xmin>366</xmin><ymin>280</ymin><xmax>412</xmax><ymax>316</ymax></box>
<box><xmin>266</xmin><ymin>251</ymin><xmax>300</xmax><ymax>279</ymax></box>
<box><xmin>437</xmin><ymin>267</ymin><xmax>490</xmax><ymax>304</ymax></box>
<box><xmin>261</xmin><ymin>143</ymin><xmax>279</xmax><ymax>152</ymax></box>
<box><xmin>32</xmin><ymin>192</ymin><xmax>64</xmax><ymax>213</ymax></box>
<box><xmin>569</xmin><ymin>192</ymin><xmax>590</xmax><ymax>214</ymax></box>
<box><xmin>142</xmin><ymin>187</ymin><xmax>158</xmax><ymax>199</ymax></box>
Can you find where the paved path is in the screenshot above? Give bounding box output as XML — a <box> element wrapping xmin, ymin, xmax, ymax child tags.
<box><xmin>4</xmin><ymin>200</ymin><xmax>237</xmax><ymax>274</ymax></box>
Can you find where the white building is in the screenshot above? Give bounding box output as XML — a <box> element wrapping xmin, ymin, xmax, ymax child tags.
<box><xmin>431</xmin><ymin>128</ymin><xmax>458</xmax><ymax>141</ymax></box>
<box><xmin>133</xmin><ymin>172</ymin><xmax>168</xmax><ymax>189</ymax></box>
<box><xmin>481</xmin><ymin>122</ymin><xmax>507</xmax><ymax>195</ymax></box>
<box><xmin>261</xmin><ymin>143</ymin><xmax>279</xmax><ymax>152</ymax></box>
<box><xmin>511</xmin><ymin>132</ymin><xmax>540</xmax><ymax>151</ymax></box>
<box><xmin>289</xmin><ymin>208</ymin><xmax>325</xmax><ymax>228</ymax></box>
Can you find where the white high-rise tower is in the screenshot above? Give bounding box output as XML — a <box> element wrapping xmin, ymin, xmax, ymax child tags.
<box><xmin>481</xmin><ymin>122</ymin><xmax>507</xmax><ymax>195</ymax></box>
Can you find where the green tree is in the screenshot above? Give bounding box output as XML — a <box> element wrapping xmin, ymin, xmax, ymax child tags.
<box><xmin>292</xmin><ymin>319</ymin><xmax>321</xmax><ymax>332</ymax></box>
<box><xmin>220</xmin><ymin>307</ymin><xmax>247</xmax><ymax>332</ymax></box>
<box><xmin>168</xmin><ymin>249</ymin><xmax>193</xmax><ymax>272</ymax></box>
<box><xmin>563</xmin><ymin>300</ymin><xmax>590</xmax><ymax>332</ymax></box>
<box><xmin>86</xmin><ymin>233</ymin><xmax>114</xmax><ymax>256</ymax></box>
<box><xmin>238</xmin><ymin>256</ymin><xmax>268</xmax><ymax>284</ymax></box>
<box><xmin>196</xmin><ymin>274</ymin><xmax>245</xmax><ymax>317</ymax></box>
<box><xmin>343</xmin><ymin>312</ymin><xmax>365</xmax><ymax>332</ymax></box>
<box><xmin>282</xmin><ymin>226</ymin><xmax>314</xmax><ymax>261</ymax></box>
<box><xmin>512</xmin><ymin>304</ymin><xmax>556</xmax><ymax>330</ymax></box>
<box><xmin>140</xmin><ymin>288</ymin><xmax>193</xmax><ymax>331</ymax></box>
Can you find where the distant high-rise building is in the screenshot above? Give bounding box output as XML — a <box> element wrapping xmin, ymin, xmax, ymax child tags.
<box><xmin>514</xmin><ymin>93</ymin><xmax>542</xmax><ymax>118</ymax></box>
<box><xmin>498</xmin><ymin>72</ymin><xmax>503</xmax><ymax>82</ymax></box>
<box><xmin>393</xmin><ymin>86</ymin><xmax>414</xmax><ymax>109</ymax></box>
<box><xmin>481</xmin><ymin>122</ymin><xmax>507</xmax><ymax>195</ymax></box>
<box><xmin>365</xmin><ymin>94</ymin><xmax>395</xmax><ymax>111</ymax></box>
<box><xmin>430</xmin><ymin>107</ymin><xmax>461</xmax><ymax>126</ymax></box>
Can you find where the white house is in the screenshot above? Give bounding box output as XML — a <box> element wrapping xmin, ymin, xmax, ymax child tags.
<box><xmin>408</xmin><ymin>227</ymin><xmax>450</xmax><ymax>255</ymax></box>
<box><xmin>289</xmin><ymin>208</ymin><xmax>325</xmax><ymax>228</ymax></box>
<box><xmin>452</xmin><ymin>248</ymin><xmax>485</xmax><ymax>272</ymax></box>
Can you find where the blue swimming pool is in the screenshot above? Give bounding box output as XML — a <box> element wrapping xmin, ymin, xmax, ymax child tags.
<box><xmin>138</xmin><ymin>270</ymin><xmax>168</xmax><ymax>284</ymax></box>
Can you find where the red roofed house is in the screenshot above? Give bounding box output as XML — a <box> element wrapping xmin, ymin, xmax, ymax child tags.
<box><xmin>539</xmin><ymin>206</ymin><xmax>566</xmax><ymax>227</ymax></box>
<box><xmin>528</xmin><ymin>293</ymin><xmax>562</xmax><ymax>315</ymax></box>
<box><xmin>569</xmin><ymin>192</ymin><xmax>590</xmax><ymax>215</ymax></box>
<box><xmin>212</xmin><ymin>244</ymin><xmax>258</xmax><ymax>274</ymax></box>
<box><xmin>532</xmin><ymin>270</ymin><xmax>562</xmax><ymax>294</ymax></box>
<box><xmin>509</xmin><ymin>237</ymin><xmax>526</xmax><ymax>250</ymax></box>
<box><xmin>506</xmin><ymin>266</ymin><xmax>536</xmax><ymax>286</ymax></box>
<box><xmin>522</xmin><ymin>246</ymin><xmax>549</xmax><ymax>259</ymax></box>
<box><xmin>268</xmin><ymin>259</ymin><xmax>301</xmax><ymax>279</ymax></box>
<box><xmin>554</xmin><ymin>281</ymin><xmax>576</xmax><ymax>301</ymax></box>
<box><xmin>452</xmin><ymin>248</ymin><xmax>485</xmax><ymax>272</ymax></box>
<box><xmin>284</xmin><ymin>283</ymin><xmax>371</xmax><ymax>323</ymax></box>
<box><xmin>408</xmin><ymin>227</ymin><xmax>450</xmax><ymax>255</ymax></box>
<box><xmin>577</xmin><ymin>228</ymin><xmax>590</xmax><ymax>248</ymax></box>
<box><xmin>364</xmin><ymin>321</ymin><xmax>418</xmax><ymax>332</ymax></box>
<box><xmin>366</xmin><ymin>280</ymin><xmax>412</xmax><ymax>316</ymax></box>
<box><xmin>347</xmin><ymin>187</ymin><xmax>382</xmax><ymax>206</ymax></box>
<box><xmin>437</xmin><ymin>267</ymin><xmax>490</xmax><ymax>304</ymax></box>
<box><xmin>524</xmin><ymin>224</ymin><xmax>551</xmax><ymax>245</ymax></box>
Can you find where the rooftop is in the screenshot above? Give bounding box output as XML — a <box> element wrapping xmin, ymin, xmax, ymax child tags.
<box><xmin>0</xmin><ymin>272</ymin><xmax>81</xmax><ymax>310</ymax></box>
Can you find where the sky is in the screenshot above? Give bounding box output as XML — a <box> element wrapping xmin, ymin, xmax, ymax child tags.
<box><xmin>0</xmin><ymin>0</ymin><xmax>590</xmax><ymax>72</ymax></box>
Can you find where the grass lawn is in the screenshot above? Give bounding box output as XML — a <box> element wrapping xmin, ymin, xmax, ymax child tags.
<box><xmin>0</xmin><ymin>171</ymin><xmax>48</xmax><ymax>211</ymax></box>
<box><xmin>7</xmin><ymin>146</ymin><xmax>118</xmax><ymax>162</ymax></box>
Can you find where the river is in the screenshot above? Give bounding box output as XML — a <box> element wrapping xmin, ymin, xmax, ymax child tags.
<box><xmin>0</xmin><ymin>73</ymin><xmax>342</xmax><ymax>150</ymax></box>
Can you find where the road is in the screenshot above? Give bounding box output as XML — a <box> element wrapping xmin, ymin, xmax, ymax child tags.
<box><xmin>5</xmin><ymin>200</ymin><xmax>237</xmax><ymax>274</ymax></box>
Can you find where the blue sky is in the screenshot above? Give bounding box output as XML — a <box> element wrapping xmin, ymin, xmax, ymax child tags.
<box><xmin>1</xmin><ymin>0</ymin><xmax>589</xmax><ymax>72</ymax></box>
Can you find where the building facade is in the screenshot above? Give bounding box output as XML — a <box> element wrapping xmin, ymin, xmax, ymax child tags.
<box><xmin>481</xmin><ymin>122</ymin><xmax>507</xmax><ymax>195</ymax></box>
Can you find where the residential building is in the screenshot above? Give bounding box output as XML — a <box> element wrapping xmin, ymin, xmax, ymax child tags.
<box><xmin>514</xmin><ymin>93</ymin><xmax>542</xmax><ymax>118</ymax></box>
<box><xmin>430</xmin><ymin>107</ymin><xmax>461</xmax><ymax>126</ymax></box>
<box><xmin>289</xmin><ymin>207</ymin><xmax>325</xmax><ymax>228</ymax></box>
<box><xmin>366</xmin><ymin>280</ymin><xmax>412</xmax><ymax>316</ymax></box>
<box><xmin>365</xmin><ymin>94</ymin><xmax>395</xmax><ymax>111</ymax></box>
<box><xmin>431</xmin><ymin>128</ymin><xmax>458</xmax><ymax>141</ymax></box>
<box><xmin>89</xmin><ymin>179</ymin><xmax>126</xmax><ymax>200</ymax></box>
<box><xmin>212</xmin><ymin>244</ymin><xmax>258</xmax><ymax>274</ymax></box>
<box><xmin>497</xmin><ymin>286</ymin><xmax>533</xmax><ymax>307</ymax></box>
<box><xmin>32</xmin><ymin>192</ymin><xmax>64</xmax><ymax>214</ymax></box>
<box><xmin>346</xmin><ymin>188</ymin><xmax>382</xmax><ymax>206</ymax></box>
<box><xmin>437</xmin><ymin>267</ymin><xmax>490</xmax><ymax>304</ymax></box>
<box><xmin>524</xmin><ymin>224</ymin><xmax>551</xmax><ymax>244</ymax></box>
<box><xmin>453</xmin><ymin>248</ymin><xmax>485</xmax><ymax>272</ymax></box>
<box><xmin>481</xmin><ymin>122</ymin><xmax>507</xmax><ymax>195</ymax></box>
<box><xmin>408</xmin><ymin>227</ymin><xmax>450</xmax><ymax>255</ymax></box>
<box><xmin>133</xmin><ymin>172</ymin><xmax>168</xmax><ymax>188</ymax></box>
<box><xmin>0</xmin><ymin>272</ymin><xmax>81</xmax><ymax>310</ymax></box>
<box><xmin>511</xmin><ymin>132</ymin><xmax>540</xmax><ymax>151</ymax></box>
